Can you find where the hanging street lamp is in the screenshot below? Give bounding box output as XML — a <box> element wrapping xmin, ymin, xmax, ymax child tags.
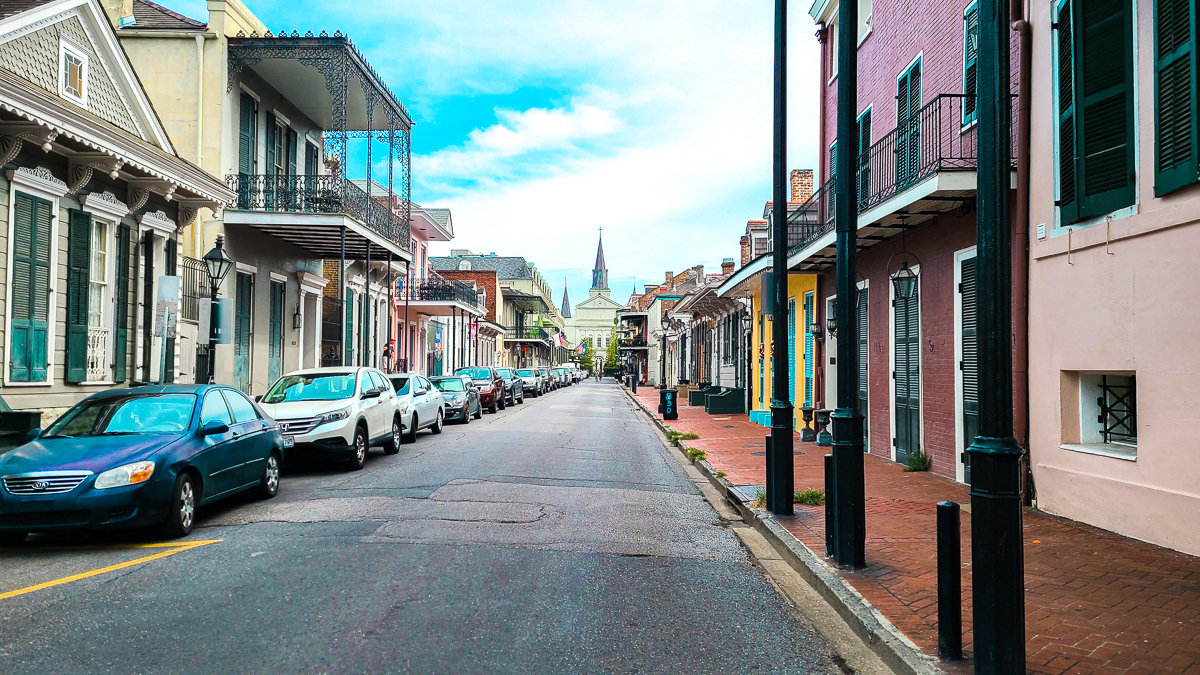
<box><xmin>890</xmin><ymin>261</ymin><xmax>919</xmax><ymax>300</ymax></box>
<box><xmin>202</xmin><ymin>235</ymin><xmax>234</xmax><ymax>384</ymax></box>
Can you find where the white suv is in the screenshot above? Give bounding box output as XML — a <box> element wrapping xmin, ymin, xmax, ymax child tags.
<box><xmin>258</xmin><ymin>367</ymin><xmax>401</xmax><ymax>471</ymax></box>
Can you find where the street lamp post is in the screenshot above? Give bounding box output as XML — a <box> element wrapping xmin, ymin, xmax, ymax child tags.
<box><xmin>202</xmin><ymin>235</ymin><xmax>234</xmax><ymax>384</ymax></box>
<box><xmin>767</xmin><ymin>0</ymin><xmax>794</xmax><ymax>516</ymax></box>
<box><xmin>969</xmin><ymin>0</ymin><xmax>1025</xmax><ymax>671</ymax></box>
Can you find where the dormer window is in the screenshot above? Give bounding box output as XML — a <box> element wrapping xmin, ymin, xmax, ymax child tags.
<box><xmin>459</xmin><ymin>260</ymin><xmax>472</xmax><ymax>270</ymax></box>
<box><xmin>58</xmin><ymin>41</ymin><xmax>88</xmax><ymax>105</ymax></box>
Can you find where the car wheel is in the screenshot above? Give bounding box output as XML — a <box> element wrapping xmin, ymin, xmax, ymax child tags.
<box><xmin>160</xmin><ymin>473</ymin><xmax>197</xmax><ymax>538</ymax></box>
<box><xmin>0</xmin><ymin>532</ymin><xmax>28</xmax><ymax>546</ymax></box>
<box><xmin>489</xmin><ymin>401</ymin><xmax>498</xmax><ymax>414</ymax></box>
<box><xmin>431</xmin><ymin>409</ymin><xmax>443</xmax><ymax>434</ymax></box>
<box><xmin>462</xmin><ymin>408</ymin><xmax>471</xmax><ymax>425</ymax></box>
<box><xmin>404</xmin><ymin>415</ymin><xmax>418</xmax><ymax>443</ymax></box>
<box><xmin>257</xmin><ymin>452</ymin><xmax>281</xmax><ymax>499</ymax></box>
<box><xmin>474</xmin><ymin>404</ymin><xmax>483</xmax><ymax>419</ymax></box>
<box><xmin>347</xmin><ymin>425</ymin><xmax>368</xmax><ymax>471</ymax></box>
<box><xmin>499</xmin><ymin>396</ymin><xmax>507</xmax><ymax>411</ymax></box>
<box><xmin>384</xmin><ymin>417</ymin><xmax>402</xmax><ymax>454</ymax></box>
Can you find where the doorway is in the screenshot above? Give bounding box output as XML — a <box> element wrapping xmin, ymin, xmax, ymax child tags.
<box><xmin>892</xmin><ymin>275</ymin><xmax>920</xmax><ymax>464</ymax></box>
<box><xmin>234</xmin><ymin>272</ymin><xmax>253</xmax><ymax>394</ymax></box>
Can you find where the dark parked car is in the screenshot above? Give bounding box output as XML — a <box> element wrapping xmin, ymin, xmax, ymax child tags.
<box><xmin>0</xmin><ymin>385</ymin><xmax>284</xmax><ymax>542</ymax></box>
<box><xmin>430</xmin><ymin>376</ymin><xmax>482</xmax><ymax>424</ymax></box>
<box><xmin>456</xmin><ymin>367</ymin><xmax>506</xmax><ymax>413</ymax></box>
<box><xmin>494</xmin><ymin>367</ymin><xmax>525</xmax><ymax>406</ymax></box>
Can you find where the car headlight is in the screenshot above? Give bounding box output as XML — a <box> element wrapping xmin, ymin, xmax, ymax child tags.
<box><xmin>398</xmin><ymin>402</ymin><xmax>410</xmax><ymax>413</ymax></box>
<box><xmin>315</xmin><ymin>406</ymin><xmax>352</xmax><ymax>427</ymax></box>
<box><xmin>94</xmin><ymin>461</ymin><xmax>156</xmax><ymax>490</ymax></box>
<box><xmin>451</xmin><ymin>395</ymin><xmax>465</xmax><ymax>405</ymax></box>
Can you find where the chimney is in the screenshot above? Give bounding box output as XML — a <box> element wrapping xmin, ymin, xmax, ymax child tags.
<box><xmin>664</xmin><ymin>270</ymin><xmax>673</xmax><ymax>287</ymax></box>
<box><xmin>790</xmin><ymin>168</ymin><xmax>815</xmax><ymax>202</ymax></box>
<box><xmin>721</xmin><ymin>258</ymin><xmax>735</xmax><ymax>275</ymax></box>
<box><xmin>740</xmin><ymin>236</ymin><xmax>751</xmax><ymax>266</ymax></box>
<box><xmin>692</xmin><ymin>264</ymin><xmax>704</xmax><ymax>279</ymax></box>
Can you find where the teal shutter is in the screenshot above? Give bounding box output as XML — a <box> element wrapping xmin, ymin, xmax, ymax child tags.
<box><xmin>164</xmin><ymin>237</ymin><xmax>177</xmax><ymax>383</ymax></box>
<box><xmin>1056</xmin><ymin>0</ymin><xmax>1080</xmax><ymax>225</ymax></box>
<box><xmin>65</xmin><ymin>209</ymin><xmax>92</xmax><ymax>383</ymax></box>
<box><xmin>9</xmin><ymin>193</ymin><xmax>51</xmax><ymax>382</ymax></box>
<box><xmin>234</xmin><ymin>273</ymin><xmax>253</xmax><ymax>393</ymax></box>
<box><xmin>857</xmin><ymin>287</ymin><xmax>869</xmax><ymax>448</ymax></box>
<box><xmin>265</xmin><ymin>113</ymin><xmax>277</xmax><ymax>174</ymax></box>
<box><xmin>239</xmin><ymin>93</ymin><xmax>255</xmax><ymax>174</ymax></box>
<box><xmin>287</xmin><ymin>128</ymin><xmax>298</xmax><ymax>176</ymax></box>
<box><xmin>268</xmin><ymin>280</ymin><xmax>284</xmax><ymax>384</ymax></box>
<box><xmin>344</xmin><ymin>288</ymin><xmax>355</xmax><ymax>366</ymax></box>
<box><xmin>857</xmin><ymin>111</ymin><xmax>872</xmax><ymax>210</ymax></box>
<box><xmin>803</xmin><ymin>292</ymin><xmax>814</xmax><ymax>408</ymax></box>
<box><xmin>829</xmin><ymin>142</ymin><xmax>837</xmax><ymax>183</ymax></box>
<box><xmin>113</xmin><ymin>223</ymin><xmax>131</xmax><ymax>383</ymax></box>
<box><xmin>1154</xmin><ymin>0</ymin><xmax>1199</xmax><ymax>196</ymax></box>
<box><xmin>896</xmin><ymin>60</ymin><xmax>922</xmax><ymax>187</ymax></box>
<box><xmin>787</xmin><ymin>298</ymin><xmax>796</xmax><ymax>404</ymax></box>
<box><xmin>1075</xmin><ymin>0</ymin><xmax>1135</xmax><ymax>218</ymax></box>
<box><xmin>963</xmin><ymin>3</ymin><xmax>980</xmax><ymax>125</ymax></box>
<box><xmin>960</xmin><ymin>257</ymin><xmax>979</xmax><ymax>484</ymax></box>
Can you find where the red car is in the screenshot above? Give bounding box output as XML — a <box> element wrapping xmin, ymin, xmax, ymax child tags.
<box><xmin>456</xmin><ymin>367</ymin><xmax>506</xmax><ymax>414</ymax></box>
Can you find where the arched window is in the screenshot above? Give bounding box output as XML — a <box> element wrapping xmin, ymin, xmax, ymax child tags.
<box><xmin>459</xmin><ymin>260</ymin><xmax>471</xmax><ymax>270</ymax></box>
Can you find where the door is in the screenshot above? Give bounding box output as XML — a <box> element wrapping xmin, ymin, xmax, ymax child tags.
<box><xmin>893</xmin><ymin>282</ymin><xmax>920</xmax><ymax>464</ymax></box>
<box><xmin>366</xmin><ymin>370</ymin><xmax>392</xmax><ymax>439</ymax></box>
<box><xmin>268</xmin><ymin>280</ymin><xmax>284</xmax><ymax>386</ymax></box>
<box><xmin>197</xmin><ymin>391</ymin><xmax>240</xmax><ymax>498</ymax></box>
<box><xmin>304</xmin><ymin>141</ymin><xmax>319</xmax><ymax>207</ymax></box>
<box><xmin>803</xmin><ymin>292</ymin><xmax>815</xmax><ymax>409</ymax></box>
<box><xmin>222</xmin><ymin>389</ymin><xmax>271</xmax><ymax>486</ymax></box>
<box><xmin>896</xmin><ymin>59</ymin><xmax>922</xmax><ymax>188</ymax></box>
<box><xmin>857</xmin><ymin>287</ymin><xmax>870</xmax><ymax>450</ymax></box>
<box><xmin>959</xmin><ymin>257</ymin><xmax>978</xmax><ymax>484</ymax></box>
<box><xmin>9</xmin><ymin>193</ymin><xmax>52</xmax><ymax>382</ymax></box>
<box><xmin>344</xmin><ymin>288</ymin><xmax>355</xmax><ymax>367</ymax></box>
<box><xmin>824</xmin><ymin>297</ymin><xmax>837</xmax><ymax>409</ymax></box>
<box><xmin>234</xmin><ymin>272</ymin><xmax>253</xmax><ymax>394</ymax></box>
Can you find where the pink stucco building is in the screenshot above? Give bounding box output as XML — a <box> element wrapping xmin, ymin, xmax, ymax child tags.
<box><xmin>1027</xmin><ymin>0</ymin><xmax>1200</xmax><ymax>554</ymax></box>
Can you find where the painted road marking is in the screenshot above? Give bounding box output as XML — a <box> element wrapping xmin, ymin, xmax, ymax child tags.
<box><xmin>0</xmin><ymin>539</ymin><xmax>221</xmax><ymax>600</ymax></box>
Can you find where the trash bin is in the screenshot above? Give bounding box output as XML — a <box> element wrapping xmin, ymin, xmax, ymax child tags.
<box><xmin>661</xmin><ymin>388</ymin><xmax>678</xmax><ymax>420</ymax></box>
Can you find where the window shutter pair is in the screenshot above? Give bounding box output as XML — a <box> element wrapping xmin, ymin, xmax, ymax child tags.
<box><xmin>1154</xmin><ymin>0</ymin><xmax>1199</xmax><ymax>196</ymax></box>
<box><xmin>238</xmin><ymin>93</ymin><xmax>256</xmax><ymax>175</ymax></box>
<box><xmin>10</xmin><ymin>193</ymin><xmax>52</xmax><ymax>382</ymax></box>
<box><xmin>1055</xmin><ymin>0</ymin><xmax>1136</xmax><ymax>224</ymax></box>
<box><xmin>64</xmin><ymin>209</ymin><xmax>92</xmax><ymax>383</ymax></box>
<box><xmin>113</xmin><ymin>224</ymin><xmax>132</xmax><ymax>383</ymax></box>
<box><xmin>963</xmin><ymin>3</ymin><xmax>980</xmax><ymax>125</ymax></box>
<box><xmin>857</xmin><ymin>111</ymin><xmax>872</xmax><ymax>210</ymax></box>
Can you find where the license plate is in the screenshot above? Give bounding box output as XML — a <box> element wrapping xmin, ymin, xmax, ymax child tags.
<box><xmin>283</xmin><ymin>435</ymin><xmax>295</xmax><ymax>448</ymax></box>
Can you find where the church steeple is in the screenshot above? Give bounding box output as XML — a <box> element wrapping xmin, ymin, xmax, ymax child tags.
<box><xmin>591</xmin><ymin>229</ymin><xmax>608</xmax><ymax>290</ymax></box>
<box><xmin>560</xmin><ymin>278</ymin><xmax>573</xmax><ymax>318</ymax></box>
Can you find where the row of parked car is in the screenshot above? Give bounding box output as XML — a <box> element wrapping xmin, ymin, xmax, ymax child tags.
<box><xmin>0</xmin><ymin>364</ymin><xmax>587</xmax><ymax>544</ymax></box>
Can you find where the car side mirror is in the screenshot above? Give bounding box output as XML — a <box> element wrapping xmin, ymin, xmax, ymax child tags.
<box><xmin>254</xmin><ymin>395</ymin><xmax>262</xmax><ymax>402</ymax></box>
<box><xmin>26</xmin><ymin>428</ymin><xmax>42</xmax><ymax>442</ymax></box>
<box><xmin>361</xmin><ymin>389</ymin><xmax>381</xmax><ymax>400</ymax></box>
<box><xmin>200</xmin><ymin>420</ymin><xmax>230</xmax><ymax>436</ymax></box>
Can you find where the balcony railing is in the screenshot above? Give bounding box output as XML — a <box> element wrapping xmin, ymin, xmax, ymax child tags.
<box><xmin>181</xmin><ymin>256</ymin><xmax>210</xmax><ymax>322</ymax></box>
<box><xmin>505</xmin><ymin>326</ymin><xmax>549</xmax><ymax>342</ymax></box>
<box><xmin>783</xmin><ymin>94</ymin><xmax>1018</xmax><ymax>257</ymax></box>
<box><xmin>226</xmin><ymin>174</ymin><xmax>411</xmax><ymax>252</ymax></box>
<box><xmin>620</xmin><ymin>337</ymin><xmax>648</xmax><ymax>348</ymax></box>
<box><xmin>403</xmin><ymin>279</ymin><xmax>483</xmax><ymax>312</ymax></box>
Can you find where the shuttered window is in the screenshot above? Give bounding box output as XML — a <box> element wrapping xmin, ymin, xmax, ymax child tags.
<box><xmin>803</xmin><ymin>292</ymin><xmax>814</xmax><ymax>409</ymax></box>
<box><xmin>893</xmin><ymin>285</ymin><xmax>920</xmax><ymax>464</ymax></box>
<box><xmin>1055</xmin><ymin>0</ymin><xmax>1136</xmax><ymax>225</ymax></box>
<box><xmin>857</xmin><ymin>287</ymin><xmax>869</xmax><ymax>450</ymax></box>
<box><xmin>65</xmin><ymin>209</ymin><xmax>92</xmax><ymax>383</ymax></box>
<box><xmin>963</xmin><ymin>2</ymin><xmax>980</xmax><ymax>125</ymax></box>
<box><xmin>238</xmin><ymin>93</ymin><xmax>256</xmax><ymax>175</ymax></box>
<box><xmin>1154</xmin><ymin>0</ymin><xmax>1198</xmax><ymax>196</ymax></box>
<box><xmin>896</xmin><ymin>59</ymin><xmax>922</xmax><ymax>188</ymax></box>
<box><xmin>164</xmin><ymin>237</ymin><xmax>177</xmax><ymax>383</ymax></box>
<box><xmin>345</xmin><ymin>288</ymin><xmax>355</xmax><ymax>366</ymax></box>
<box><xmin>9</xmin><ymin>193</ymin><xmax>52</xmax><ymax>382</ymax></box>
<box><xmin>959</xmin><ymin>256</ymin><xmax>979</xmax><ymax>485</ymax></box>
<box><xmin>857</xmin><ymin>110</ymin><xmax>872</xmax><ymax>210</ymax></box>
<box><xmin>113</xmin><ymin>223</ymin><xmax>132</xmax><ymax>383</ymax></box>
<box><xmin>787</xmin><ymin>298</ymin><xmax>796</xmax><ymax>405</ymax></box>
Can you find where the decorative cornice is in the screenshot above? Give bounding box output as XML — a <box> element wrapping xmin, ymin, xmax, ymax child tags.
<box><xmin>79</xmin><ymin>191</ymin><xmax>128</xmax><ymax>220</ymax></box>
<box><xmin>297</xmin><ymin>271</ymin><xmax>329</xmax><ymax>294</ymax></box>
<box><xmin>67</xmin><ymin>152</ymin><xmax>123</xmax><ymax>194</ymax></box>
<box><xmin>136</xmin><ymin>209</ymin><xmax>176</xmax><ymax>234</ymax></box>
<box><xmin>6</xmin><ymin>166</ymin><xmax>68</xmax><ymax>197</ymax></box>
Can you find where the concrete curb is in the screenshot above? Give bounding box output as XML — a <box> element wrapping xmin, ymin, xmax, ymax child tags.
<box><xmin>621</xmin><ymin>385</ymin><xmax>944</xmax><ymax>675</ymax></box>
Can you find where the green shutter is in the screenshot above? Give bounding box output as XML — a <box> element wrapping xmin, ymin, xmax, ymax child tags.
<box><xmin>65</xmin><ymin>209</ymin><xmax>92</xmax><ymax>383</ymax></box>
<box><xmin>344</xmin><ymin>288</ymin><xmax>355</xmax><ymax>366</ymax></box>
<box><xmin>9</xmin><ymin>193</ymin><xmax>51</xmax><ymax>382</ymax></box>
<box><xmin>857</xmin><ymin>110</ymin><xmax>872</xmax><ymax>210</ymax></box>
<box><xmin>113</xmin><ymin>223</ymin><xmax>131</xmax><ymax>383</ymax></box>
<box><xmin>963</xmin><ymin>3</ymin><xmax>980</xmax><ymax>125</ymax></box>
<box><xmin>896</xmin><ymin>60</ymin><xmax>922</xmax><ymax>187</ymax></box>
<box><xmin>1154</xmin><ymin>0</ymin><xmax>1199</xmax><ymax>196</ymax></box>
<box><xmin>268</xmin><ymin>280</ymin><xmax>284</xmax><ymax>384</ymax></box>
<box><xmin>164</xmin><ymin>236</ymin><xmax>177</xmax><ymax>383</ymax></box>
<box><xmin>1075</xmin><ymin>0</ymin><xmax>1135</xmax><ymax>218</ymax></box>
<box><xmin>287</xmin><ymin>128</ymin><xmax>298</xmax><ymax>176</ymax></box>
<box><xmin>829</xmin><ymin>142</ymin><xmax>837</xmax><ymax>183</ymax></box>
<box><xmin>239</xmin><ymin>93</ymin><xmax>255</xmax><ymax>175</ymax></box>
<box><xmin>265</xmin><ymin>113</ymin><xmax>277</xmax><ymax>174</ymax></box>
<box><xmin>1057</xmin><ymin>0</ymin><xmax>1080</xmax><ymax>225</ymax></box>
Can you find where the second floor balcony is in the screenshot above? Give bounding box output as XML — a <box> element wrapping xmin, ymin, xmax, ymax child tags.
<box><xmin>398</xmin><ymin>276</ymin><xmax>485</xmax><ymax>317</ymax></box>
<box><xmin>505</xmin><ymin>326</ymin><xmax>550</xmax><ymax>344</ymax></box>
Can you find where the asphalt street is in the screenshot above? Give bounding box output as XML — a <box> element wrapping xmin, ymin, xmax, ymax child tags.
<box><xmin>0</xmin><ymin>381</ymin><xmax>844</xmax><ymax>674</ymax></box>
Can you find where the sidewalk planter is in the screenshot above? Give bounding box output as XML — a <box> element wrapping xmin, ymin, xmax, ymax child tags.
<box><xmin>704</xmin><ymin>388</ymin><xmax>745</xmax><ymax>414</ymax></box>
<box><xmin>687</xmin><ymin>384</ymin><xmax>715</xmax><ymax>406</ymax></box>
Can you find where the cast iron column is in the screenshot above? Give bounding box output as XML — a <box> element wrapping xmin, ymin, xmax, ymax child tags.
<box><xmin>831</xmin><ymin>0</ymin><xmax>866</xmax><ymax>568</ymax></box>
<box><xmin>969</xmin><ymin>0</ymin><xmax>1025</xmax><ymax>671</ymax></box>
<box><xmin>767</xmin><ymin>0</ymin><xmax>794</xmax><ymax>515</ymax></box>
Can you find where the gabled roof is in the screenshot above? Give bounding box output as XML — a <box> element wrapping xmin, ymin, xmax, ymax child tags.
<box><xmin>128</xmin><ymin>0</ymin><xmax>205</xmax><ymax>30</ymax></box>
<box><xmin>431</xmin><ymin>255</ymin><xmax>532</xmax><ymax>279</ymax></box>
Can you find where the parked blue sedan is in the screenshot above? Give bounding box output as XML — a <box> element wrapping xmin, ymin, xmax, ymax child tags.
<box><xmin>0</xmin><ymin>384</ymin><xmax>284</xmax><ymax>543</ymax></box>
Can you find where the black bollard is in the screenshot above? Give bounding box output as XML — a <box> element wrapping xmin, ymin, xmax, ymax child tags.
<box><xmin>824</xmin><ymin>454</ymin><xmax>834</xmax><ymax>557</ymax></box>
<box><xmin>937</xmin><ymin>500</ymin><xmax>962</xmax><ymax>661</ymax></box>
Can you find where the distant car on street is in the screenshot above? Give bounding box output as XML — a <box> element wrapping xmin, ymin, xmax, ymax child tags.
<box><xmin>429</xmin><ymin>375</ymin><xmax>481</xmax><ymax>424</ymax></box>
<box><xmin>494</xmin><ymin>367</ymin><xmax>525</xmax><ymax>406</ymax></box>
<box><xmin>537</xmin><ymin>367</ymin><xmax>555</xmax><ymax>391</ymax></box>
<box><xmin>515</xmin><ymin>368</ymin><xmax>543</xmax><ymax>397</ymax></box>
<box><xmin>0</xmin><ymin>384</ymin><xmax>284</xmax><ymax>542</ymax></box>
<box><xmin>457</xmin><ymin>366</ymin><xmax>506</xmax><ymax>413</ymax></box>
<box><xmin>259</xmin><ymin>367</ymin><xmax>400</xmax><ymax>471</ymax></box>
<box><xmin>387</xmin><ymin>374</ymin><xmax>447</xmax><ymax>440</ymax></box>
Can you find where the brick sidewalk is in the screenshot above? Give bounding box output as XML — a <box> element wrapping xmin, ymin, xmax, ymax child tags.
<box><xmin>634</xmin><ymin>388</ymin><xmax>1200</xmax><ymax>674</ymax></box>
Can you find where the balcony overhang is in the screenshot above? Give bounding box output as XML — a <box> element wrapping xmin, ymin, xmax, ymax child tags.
<box><xmin>478</xmin><ymin>320</ymin><xmax>505</xmax><ymax>336</ymax></box>
<box><xmin>403</xmin><ymin>299</ymin><xmax>483</xmax><ymax>318</ymax></box>
<box><xmin>717</xmin><ymin>253</ymin><xmax>771</xmax><ymax>298</ymax></box>
<box><xmin>223</xmin><ymin>209</ymin><xmax>412</xmax><ymax>261</ymax></box>
<box><xmin>502</xmin><ymin>289</ymin><xmax>548</xmax><ymax>314</ymax></box>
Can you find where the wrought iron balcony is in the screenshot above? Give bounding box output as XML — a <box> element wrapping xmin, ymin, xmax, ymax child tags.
<box><xmin>505</xmin><ymin>326</ymin><xmax>549</xmax><ymax>342</ymax></box>
<box><xmin>784</xmin><ymin>94</ymin><xmax>1018</xmax><ymax>257</ymax></box>
<box><xmin>226</xmin><ymin>174</ymin><xmax>411</xmax><ymax>252</ymax></box>
<box><xmin>619</xmin><ymin>337</ymin><xmax>648</xmax><ymax>348</ymax></box>
<box><xmin>403</xmin><ymin>279</ymin><xmax>484</xmax><ymax>313</ymax></box>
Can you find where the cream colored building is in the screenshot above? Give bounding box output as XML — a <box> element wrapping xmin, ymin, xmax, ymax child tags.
<box><xmin>564</xmin><ymin>235</ymin><xmax>622</xmax><ymax>357</ymax></box>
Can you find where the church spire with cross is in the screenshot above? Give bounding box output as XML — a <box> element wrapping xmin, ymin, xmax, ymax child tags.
<box><xmin>591</xmin><ymin>227</ymin><xmax>608</xmax><ymax>290</ymax></box>
<box><xmin>560</xmin><ymin>277</ymin><xmax>573</xmax><ymax>318</ymax></box>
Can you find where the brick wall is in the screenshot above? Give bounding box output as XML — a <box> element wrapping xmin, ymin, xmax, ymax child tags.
<box><xmin>740</xmin><ymin>236</ymin><xmax>751</xmax><ymax>266</ymax></box>
<box><xmin>322</xmin><ymin>260</ymin><xmax>341</xmax><ymax>297</ymax></box>
<box><xmin>817</xmin><ymin>210</ymin><xmax>976</xmax><ymax>481</ymax></box>
<box><xmin>437</xmin><ymin>269</ymin><xmax>500</xmax><ymax>322</ymax></box>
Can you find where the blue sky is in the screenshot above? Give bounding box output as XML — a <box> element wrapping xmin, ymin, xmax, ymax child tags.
<box><xmin>169</xmin><ymin>0</ymin><xmax>822</xmax><ymax>308</ymax></box>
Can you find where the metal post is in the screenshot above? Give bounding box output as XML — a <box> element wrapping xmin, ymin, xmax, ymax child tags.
<box><xmin>363</xmin><ymin>244</ymin><xmax>371</xmax><ymax>367</ymax></box>
<box><xmin>387</xmin><ymin>251</ymin><xmax>393</xmax><ymax>373</ymax></box>
<box><xmin>970</xmin><ymin>0</ymin><xmax>1025</xmax><ymax>670</ymax></box>
<box><xmin>207</xmin><ymin>281</ymin><xmax>218</xmax><ymax>384</ymax></box>
<box><xmin>767</xmin><ymin>0</ymin><xmax>794</xmax><ymax>516</ymax></box>
<box><xmin>404</xmin><ymin>263</ymin><xmax>411</xmax><ymax>372</ymax></box>
<box><xmin>824</xmin><ymin>454</ymin><xmax>834</xmax><ymax>556</ymax></box>
<box><xmin>831</xmin><ymin>0</ymin><xmax>865</xmax><ymax>568</ymax></box>
<box><xmin>340</xmin><ymin>226</ymin><xmax>347</xmax><ymax>367</ymax></box>
<box><xmin>937</xmin><ymin>501</ymin><xmax>963</xmax><ymax>661</ymax></box>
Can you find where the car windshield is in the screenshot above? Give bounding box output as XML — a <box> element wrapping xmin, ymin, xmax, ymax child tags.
<box><xmin>432</xmin><ymin>379</ymin><xmax>465</xmax><ymax>392</ymax></box>
<box><xmin>389</xmin><ymin>377</ymin><xmax>411</xmax><ymax>394</ymax></box>
<box><xmin>262</xmin><ymin>373</ymin><xmax>356</xmax><ymax>404</ymax></box>
<box><xmin>458</xmin><ymin>367</ymin><xmax>492</xmax><ymax>380</ymax></box>
<box><xmin>496</xmin><ymin>368</ymin><xmax>513</xmax><ymax>378</ymax></box>
<box><xmin>43</xmin><ymin>394</ymin><xmax>196</xmax><ymax>438</ymax></box>
<box><xmin>516</xmin><ymin>370</ymin><xmax>534</xmax><ymax>376</ymax></box>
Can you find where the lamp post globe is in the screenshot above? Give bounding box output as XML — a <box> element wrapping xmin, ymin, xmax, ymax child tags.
<box><xmin>891</xmin><ymin>262</ymin><xmax>918</xmax><ymax>301</ymax></box>
<box><xmin>202</xmin><ymin>235</ymin><xmax>234</xmax><ymax>384</ymax></box>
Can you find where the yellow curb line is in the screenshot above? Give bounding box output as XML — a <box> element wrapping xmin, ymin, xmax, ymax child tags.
<box><xmin>0</xmin><ymin>539</ymin><xmax>222</xmax><ymax>600</ymax></box>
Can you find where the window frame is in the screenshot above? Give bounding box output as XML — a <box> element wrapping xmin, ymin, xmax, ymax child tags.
<box><xmin>84</xmin><ymin>217</ymin><xmax>116</xmax><ymax>384</ymax></box>
<box><xmin>58</xmin><ymin>39</ymin><xmax>88</xmax><ymax>106</ymax></box>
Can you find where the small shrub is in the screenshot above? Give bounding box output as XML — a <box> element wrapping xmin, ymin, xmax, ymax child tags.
<box><xmin>793</xmin><ymin>488</ymin><xmax>825</xmax><ymax>505</ymax></box>
<box><xmin>714</xmin><ymin>471</ymin><xmax>726</xmax><ymax>478</ymax></box>
<box><xmin>904</xmin><ymin>447</ymin><xmax>932</xmax><ymax>472</ymax></box>
<box><xmin>678</xmin><ymin>432</ymin><xmax>700</xmax><ymax>441</ymax></box>
<box><xmin>685</xmin><ymin>447</ymin><xmax>706</xmax><ymax>462</ymax></box>
<box><xmin>751</xmin><ymin>489</ymin><xmax>767</xmax><ymax>509</ymax></box>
